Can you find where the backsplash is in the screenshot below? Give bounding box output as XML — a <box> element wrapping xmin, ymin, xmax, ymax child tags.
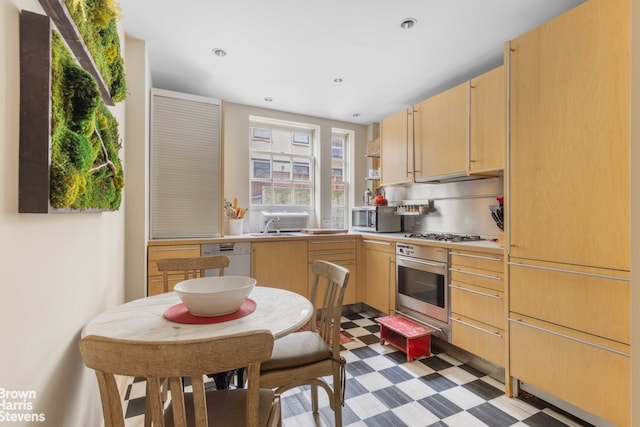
<box><xmin>384</xmin><ymin>177</ymin><xmax>504</xmax><ymax>238</ymax></box>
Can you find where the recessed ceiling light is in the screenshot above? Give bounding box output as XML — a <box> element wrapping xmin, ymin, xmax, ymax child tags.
<box><xmin>352</xmin><ymin>113</ymin><xmax>361</xmax><ymax>117</ymax></box>
<box><xmin>264</xmin><ymin>97</ymin><xmax>273</xmax><ymax>102</ymax></box>
<box><xmin>211</xmin><ymin>48</ymin><xmax>227</xmax><ymax>57</ymax></box>
<box><xmin>400</xmin><ymin>18</ymin><xmax>417</xmax><ymax>30</ymax></box>
<box><xmin>333</xmin><ymin>78</ymin><xmax>344</xmax><ymax>84</ymax></box>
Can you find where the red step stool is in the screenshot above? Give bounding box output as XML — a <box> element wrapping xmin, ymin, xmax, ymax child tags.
<box><xmin>376</xmin><ymin>315</ymin><xmax>436</xmax><ymax>362</ymax></box>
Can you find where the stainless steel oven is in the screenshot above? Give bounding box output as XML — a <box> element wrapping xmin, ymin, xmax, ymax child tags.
<box><xmin>395</xmin><ymin>243</ymin><xmax>450</xmax><ymax>341</ymax></box>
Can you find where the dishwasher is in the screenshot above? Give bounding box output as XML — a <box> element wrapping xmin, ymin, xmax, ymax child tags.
<box><xmin>201</xmin><ymin>242</ymin><xmax>251</xmax><ymax>277</ymax></box>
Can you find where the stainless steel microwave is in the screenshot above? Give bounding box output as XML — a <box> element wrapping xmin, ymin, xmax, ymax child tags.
<box><xmin>351</xmin><ymin>206</ymin><xmax>401</xmax><ymax>233</ymax></box>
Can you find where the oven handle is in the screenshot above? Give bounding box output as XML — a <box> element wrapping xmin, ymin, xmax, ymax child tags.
<box><xmin>397</xmin><ymin>256</ymin><xmax>446</xmax><ymax>272</ymax></box>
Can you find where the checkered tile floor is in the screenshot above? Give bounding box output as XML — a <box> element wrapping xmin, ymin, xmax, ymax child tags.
<box><xmin>123</xmin><ymin>312</ymin><xmax>591</xmax><ymax>427</ymax></box>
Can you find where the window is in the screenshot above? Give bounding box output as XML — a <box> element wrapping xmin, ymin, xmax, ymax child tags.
<box><xmin>330</xmin><ymin>130</ymin><xmax>350</xmax><ymax>229</ymax></box>
<box><xmin>250</xmin><ymin>119</ymin><xmax>315</xmax><ymax>209</ymax></box>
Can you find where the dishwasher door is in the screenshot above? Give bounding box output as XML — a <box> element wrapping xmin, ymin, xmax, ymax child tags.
<box><xmin>201</xmin><ymin>242</ymin><xmax>251</xmax><ymax>277</ymax></box>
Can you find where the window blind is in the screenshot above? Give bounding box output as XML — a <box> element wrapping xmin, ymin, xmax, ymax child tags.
<box><xmin>150</xmin><ymin>89</ymin><xmax>221</xmax><ymax>238</ymax></box>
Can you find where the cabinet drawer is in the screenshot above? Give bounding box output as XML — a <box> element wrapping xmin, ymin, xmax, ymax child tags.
<box><xmin>449</xmin><ymin>267</ymin><xmax>503</xmax><ymax>292</ymax></box>
<box><xmin>450</xmin><ymin>314</ymin><xmax>504</xmax><ymax>367</ymax></box>
<box><xmin>308</xmin><ymin>238</ymin><xmax>356</xmax><ymax>253</ymax></box>
<box><xmin>362</xmin><ymin>239</ymin><xmax>395</xmax><ymax>254</ymax></box>
<box><xmin>147</xmin><ymin>275</ymin><xmax>186</xmax><ymax>296</ymax></box>
<box><xmin>510</xmin><ymin>315</ymin><xmax>630</xmax><ymax>427</ymax></box>
<box><xmin>510</xmin><ymin>260</ymin><xmax>629</xmax><ymax>344</ymax></box>
<box><xmin>308</xmin><ymin>260</ymin><xmax>357</xmax><ymax>305</ymax></box>
<box><xmin>450</xmin><ymin>250</ymin><xmax>504</xmax><ymax>273</ymax></box>
<box><xmin>450</xmin><ymin>282</ymin><xmax>504</xmax><ymax>329</ymax></box>
<box><xmin>148</xmin><ymin>244</ymin><xmax>200</xmax><ymax>261</ymax></box>
<box><xmin>308</xmin><ymin>250</ymin><xmax>356</xmax><ymax>263</ymax></box>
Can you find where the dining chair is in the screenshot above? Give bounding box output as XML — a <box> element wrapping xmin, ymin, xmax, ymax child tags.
<box><xmin>259</xmin><ymin>260</ymin><xmax>350</xmax><ymax>427</ymax></box>
<box><xmin>79</xmin><ymin>330</ymin><xmax>281</xmax><ymax>427</ymax></box>
<box><xmin>156</xmin><ymin>255</ymin><xmax>230</xmax><ymax>293</ymax></box>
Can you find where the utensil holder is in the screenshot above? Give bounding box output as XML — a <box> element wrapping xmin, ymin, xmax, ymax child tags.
<box><xmin>228</xmin><ymin>218</ymin><xmax>243</xmax><ymax>235</ymax></box>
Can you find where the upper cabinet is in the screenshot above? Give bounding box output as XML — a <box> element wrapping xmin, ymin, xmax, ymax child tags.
<box><xmin>380</xmin><ymin>108</ymin><xmax>414</xmax><ymax>185</ymax></box>
<box><xmin>508</xmin><ymin>0</ymin><xmax>629</xmax><ymax>270</ymax></box>
<box><xmin>414</xmin><ymin>81</ymin><xmax>469</xmax><ymax>181</ymax></box>
<box><xmin>469</xmin><ymin>65</ymin><xmax>506</xmax><ymax>174</ymax></box>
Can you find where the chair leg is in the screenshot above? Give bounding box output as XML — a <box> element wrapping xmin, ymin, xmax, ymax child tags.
<box><xmin>311</xmin><ymin>383</ymin><xmax>319</xmax><ymax>414</ymax></box>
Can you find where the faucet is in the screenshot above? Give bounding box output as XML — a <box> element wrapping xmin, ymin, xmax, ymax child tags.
<box><xmin>263</xmin><ymin>217</ymin><xmax>280</xmax><ymax>234</ymax></box>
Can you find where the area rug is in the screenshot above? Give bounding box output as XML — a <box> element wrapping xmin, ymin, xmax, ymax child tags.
<box><xmin>296</xmin><ymin>322</ymin><xmax>354</xmax><ymax>345</ymax></box>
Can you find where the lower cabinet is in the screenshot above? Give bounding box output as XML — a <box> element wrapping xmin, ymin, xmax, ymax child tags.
<box><xmin>510</xmin><ymin>315</ymin><xmax>630</xmax><ymax>427</ymax></box>
<box><xmin>147</xmin><ymin>244</ymin><xmax>201</xmax><ymax>296</ymax></box>
<box><xmin>509</xmin><ymin>259</ymin><xmax>630</xmax><ymax>426</ymax></box>
<box><xmin>307</xmin><ymin>237</ymin><xmax>357</xmax><ymax>305</ymax></box>
<box><xmin>449</xmin><ymin>249</ymin><xmax>505</xmax><ymax>367</ymax></box>
<box><xmin>251</xmin><ymin>240</ymin><xmax>308</xmax><ymax>297</ymax></box>
<box><xmin>363</xmin><ymin>239</ymin><xmax>395</xmax><ymax>314</ymax></box>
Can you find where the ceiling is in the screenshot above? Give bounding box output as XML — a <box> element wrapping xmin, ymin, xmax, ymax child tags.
<box><xmin>118</xmin><ymin>0</ymin><xmax>584</xmax><ymax>125</ymax></box>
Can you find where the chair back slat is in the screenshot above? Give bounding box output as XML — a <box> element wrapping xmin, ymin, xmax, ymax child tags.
<box><xmin>79</xmin><ymin>330</ymin><xmax>274</xmax><ymax>427</ymax></box>
<box><xmin>157</xmin><ymin>256</ymin><xmax>231</xmax><ymax>293</ymax></box>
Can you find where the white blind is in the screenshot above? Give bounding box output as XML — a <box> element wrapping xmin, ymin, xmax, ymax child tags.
<box><xmin>150</xmin><ymin>89</ymin><xmax>221</xmax><ymax>239</ymax></box>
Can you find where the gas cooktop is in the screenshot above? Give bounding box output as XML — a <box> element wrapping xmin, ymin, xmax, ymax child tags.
<box><xmin>404</xmin><ymin>233</ymin><xmax>485</xmax><ymax>243</ymax></box>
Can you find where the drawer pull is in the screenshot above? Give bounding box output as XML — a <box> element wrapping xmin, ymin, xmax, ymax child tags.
<box><xmin>450</xmin><ymin>317</ymin><xmax>502</xmax><ymax>338</ymax></box>
<box><xmin>449</xmin><ymin>267</ymin><xmax>501</xmax><ymax>281</ymax></box>
<box><xmin>150</xmin><ymin>247</ymin><xmax>198</xmax><ymax>253</ymax></box>
<box><xmin>450</xmin><ymin>251</ymin><xmax>501</xmax><ymax>262</ymax></box>
<box><xmin>508</xmin><ymin>262</ymin><xmax>630</xmax><ymax>282</ymax></box>
<box><xmin>310</xmin><ymin>250</ymin><xmax>356</xmax><ymax>257</ymax></box>
<box><xmin>363</xmin><ymin>240</ymin><xmax>392</xmax><ymax>246</ymax></box>
<box><xmin>310</xmin><ymin>240</ymin><xmax>354</xmax><ymax>245</ymax></box>
<box><xmin>449</xmin><ymin>284</ymin><xmax>501</xmax><ymax>299</ymax></box>
<box><xmin>508</xmin><ymin>318</ymin><xmax>630</xmax><ymax>357</ymax></box>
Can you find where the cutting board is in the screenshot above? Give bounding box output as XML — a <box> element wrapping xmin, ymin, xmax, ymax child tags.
<box><xmin>300</xmin><ymin>228</ymin><xmax>348</xmax><ymax>234</ymax></box>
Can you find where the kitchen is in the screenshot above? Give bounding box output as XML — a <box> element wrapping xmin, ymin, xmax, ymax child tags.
<box><xmin>1</xmin><ymin>0</ymin><xmax>640</xmax><ymax>426</ymax></box>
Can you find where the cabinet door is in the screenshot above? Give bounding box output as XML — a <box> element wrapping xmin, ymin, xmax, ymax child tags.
<box><xmin>364</xmin><ymin>240</ymin><xmax>395</xmax><ymax>313</ymax></box>
<box><xmin>469</xmin><ymin>65</ymin><xmax>505</xmax><ymax>174</ymax></box>
<box><xmin>414</xmin><ymin>81</ymin><xmax>469</xmax><ymax>180</ymax></box>
<box><xmin>380</xmin><ymin>109</ymin><xmax>413</xmax><ymax>185</ymax></box>
<box><xmin>147</xmin><ymin>244</ymin><xmax>201</xmax><ymax>296</ymax></box>
<box><xmin>251</xmin><ymin>241</ymin><xmax>308</xmax><ymax>297</ymax></box>
<box><xmin>509</xmin><ymin>0</ymin><xmax>629</xmax><ymax>269</ymax></box>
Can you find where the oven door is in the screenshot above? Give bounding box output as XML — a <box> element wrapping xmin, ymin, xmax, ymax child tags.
<box><xmin>396</xmin><ymin>255</ymin><xmax>450</xmax><ymax>336</ymax></box>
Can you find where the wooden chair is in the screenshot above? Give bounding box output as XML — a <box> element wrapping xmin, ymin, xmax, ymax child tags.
<box><xmin>156</xmin><ymin>255</ymin><xmax>230</xmax><ymax>293</ymax></box>
<box><xmin>79</xmin><ymin>331</ymin><xmax>281</xmax><ymax>427</ymax></box>
<box><xmin>259</xmin><ymin>260</ymin><xmax>350</xmax><ymax>427</ymax></box>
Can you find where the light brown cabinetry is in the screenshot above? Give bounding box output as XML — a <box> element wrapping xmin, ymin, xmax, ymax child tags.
<box><xmin>449</xmin><ymin>250</ymin><xmax>505</xmax><ymax>367</ymax></box>
<box><xmin>508</xmin><ymin>0</ymin><xmax>629</xmax><ymax>270</ymax></box>
<box><xmin>363</xmin><ymin>239</ymin><xmax>395</xmax><ymax>313</ymax></box>
<box><xmin>251</xmin><ymin>240</ymin><xmax>308</xmax><ymax>297</ymax></box>
<box><xmin>507</xmin><ymin>1</ymin><xmax>630</xmax><ymax>424</ymax></box>
<box><xmin>380</xmin><ymin>109</ymin><xmax>414</xmax><ymax>185</ymax></box>
<box><xmin>147</xmin><ymin>244</ymin><xmax>200</xmax><ymax>296</ymax></box>
<box><xmin>469</xmin><ymin>65</ymin><xmax>505</xmax><ymax>174</ymax></box>
<box><xmin>414</xmin><ymin>82</ymin><xmax>468</xmax><ymax>181</ymax></box>
<box><xmin>308</xmin><ymin>237</ymin><xmax>357</xmax><ymax>305</ymax></box>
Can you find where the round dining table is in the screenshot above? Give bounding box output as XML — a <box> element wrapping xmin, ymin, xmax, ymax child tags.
<box><xmin>82</xmin><ymin>286</ymin><xmax>314</xmax><ymax>341</ymax></box>
<box><xmin>82</xmin><ymin>286</ymin><xmax>314</xmax><ymax>389</ymax></box>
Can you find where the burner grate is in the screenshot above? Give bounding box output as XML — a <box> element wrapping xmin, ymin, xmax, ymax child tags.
<box><xmin>404</xmin><ymin>233</ymin><xmax>484</xmax><ymax>242</ymax></box>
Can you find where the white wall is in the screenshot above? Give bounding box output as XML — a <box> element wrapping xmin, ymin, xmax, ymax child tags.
<box><xmin>0</xmin><ymin>1</ymin><xmax>126</xmax><ymax>425</ymax></box>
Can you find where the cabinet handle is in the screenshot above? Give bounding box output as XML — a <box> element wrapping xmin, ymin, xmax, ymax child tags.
<box><xmin>450</xmin><ymin>317</ymin><xmax>502</xmax><ymax>338</ymax></box>
<box><xmin>509</xmin><ymin>318</ymin><xmax>629</xmax><ymax>357</ymax></box>
<box><xmin>507</xmin><ymin>262</ymin><xmax>630</xmax><ymax>282</ymax></box>
<box><xmin>310</xmin><ymin>240</ymin><xmax>353</xmax><ymax>244</ymax></box>
<box><xmin>363</xmin><ymin>239</ymin><xmax>392</xmax><ymax>246</ymax></box>
<box><xmin>449</xmin><ymin>267</ymin><xmax>501</xmax><ymax>281</ymax></box>
<box><xmin>310</xmin><ymin>250</ymin><xmax>355</xmax><ymax>257</ymax></box>
<box><xmin>449</xmin><ymin>284</ymin><xmax>501</xmax><ymax>300</ymax></box>
<box><xmin>450</xmin><ymin>251</ymin><xmax>501</xmax><ymax>262</ymax></box>
<box><xmin>150</xmin><ymin>246</ymin><xmax>197</xmax><ymax>253</ymax></box>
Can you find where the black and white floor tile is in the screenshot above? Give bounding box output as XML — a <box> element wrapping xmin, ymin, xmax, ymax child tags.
<box><xmin>123</xmin><ymin>312</ymin><xmax>592</xmax><ymax>427</ymax></box>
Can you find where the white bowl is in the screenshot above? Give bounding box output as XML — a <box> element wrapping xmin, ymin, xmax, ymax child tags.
<box><xmin>174</xmin><ymin>276</ymin><xmax>256</xmax><ymax>317</ymax></box>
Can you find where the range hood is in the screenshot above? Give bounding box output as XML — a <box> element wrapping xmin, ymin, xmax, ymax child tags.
<box><xmin>415</xmin><ymin>171</ymin><xmax>499</xmax><ymax>184</ymax></box>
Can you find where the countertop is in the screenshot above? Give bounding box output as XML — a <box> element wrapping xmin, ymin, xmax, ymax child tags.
<box><xmin>148</xmin><ymin>230</ymin><xmax>504</xmax><ymax>254</ymax></box>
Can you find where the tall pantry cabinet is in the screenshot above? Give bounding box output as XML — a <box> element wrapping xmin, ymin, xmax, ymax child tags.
<box><xmin>507</xmin><ymin>1</ymin><xmax>630</xmax><ymax>426</ymax></box>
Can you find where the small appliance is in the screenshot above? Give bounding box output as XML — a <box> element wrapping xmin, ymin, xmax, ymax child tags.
<box><xmin>351</xmin><ymin>206</ymin><xmax>401</xmax><ymax>233</ymax></box>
